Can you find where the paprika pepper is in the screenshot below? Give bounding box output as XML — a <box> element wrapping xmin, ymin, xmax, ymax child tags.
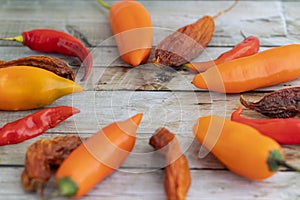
<box><xmin>0</xmin><ymin>66</ymin><xmax>83</xmax><ymax>110</ymax></box>
<box><xmin>0</xmin><ymin>29</ymin><xmax>93</xmax><ymax>81</ymax></box>
<box><xmin>0</xmin><ymin>106</ymin><xmax>80</xmax><ymax>146</ymax></box>
<box><xmin>231</xmin><ymin>107</ymin><xmax>300</xmax><ymax>145</ymax></box>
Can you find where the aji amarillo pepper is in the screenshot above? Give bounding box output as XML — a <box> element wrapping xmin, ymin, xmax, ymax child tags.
<box><xmin>192</xmin><ymin>44</ymin><xmax>300</xmax><ymax>93</ymax></box>
<box><xmin>0</xmin><ymin>29</ymin><xmax>93</xmax><ymax>81</ymax></box>
<box><xmin>0</xmin><ymin>66</ymin><xmax>83</xmax><ymax>111</ymax></box>
<box><xmin>184</xmin><ymin>35</ymin><xmax>260</xmax><ymax>72</ymax></box>
<box><xmin>193</xmin><ymin>115</ymin><xmax>300</xmax><ymax>180</ymax></box>
<box><xmin>55</xmin><ymin>113</ymin><xmax>143</xmax><ymax>197</ymax></box>
<box><xmin>97</xmin><ymin>0</ymin><xmax>153</xmax><ymax>66</ymax></box>
<box><xmin>231</xmin><ymin>107</ymin><xmax>300</xmax><ymax>145</ymax></box>
<box><xmin>0</xmin><ymin>106</ymin><xmax>80</xmax><ymax>146</ymax></box>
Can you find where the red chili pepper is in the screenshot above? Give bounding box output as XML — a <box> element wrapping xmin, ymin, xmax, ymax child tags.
<box><xmin>0</xmin><ymin>29</ymin><xmax>93</xmax><ymax>81</ymax></box>
<box><xmin>184</xmin><ymin>36</ymin><xmax>260</xmax><ymax>72</ymax></box>
<box><xmin>0</xmin><ymin>106</ymin><xmax>80</xmax><ymax>146</ymax></box>
<box><xmin>231</xmin><ymin>107</ymin><xmax>300</xmax><ymax>145</ymax></box>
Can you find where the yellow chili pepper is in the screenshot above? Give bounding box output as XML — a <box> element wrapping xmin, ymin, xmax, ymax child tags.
<box><xmin>0</xmin><ymin>66</ymin><xmax>83</xmax><ymax>110</ymax></box>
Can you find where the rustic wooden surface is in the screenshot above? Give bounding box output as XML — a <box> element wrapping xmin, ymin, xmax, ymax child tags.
<box><xmin>1</xmin><ymin>0</ymin><xmax>300</xmax><ymax>199</ymax></box>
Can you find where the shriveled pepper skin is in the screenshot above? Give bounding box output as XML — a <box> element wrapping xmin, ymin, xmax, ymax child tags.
<box><xmin>0</xmin><ymin>66</ymin><xmax>83</xmax><ymax>110</ymax></box>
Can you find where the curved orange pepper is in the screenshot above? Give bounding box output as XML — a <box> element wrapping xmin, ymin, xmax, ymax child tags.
<box><xmin>55</xmin><ymin>113</ymin><xmax>143</xmax><ymax>197</ymax></box>
<box><xmin>192</xmin><ymin>44</ymin><xmax>300</xmax><ymax>93</ymax></box>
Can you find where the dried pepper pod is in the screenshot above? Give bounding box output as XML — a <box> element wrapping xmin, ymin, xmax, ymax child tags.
<box><xmin>240</xmin><ymin>87</ymin><xmax>300</xmax><ymax>118</ymax></box>
<box><xmin>152</xmin><ymin>1</ymin><xmax>238</xmax><ymax>67</ymax></box>
<box><xmin>149</xmin><ymin>128</ymin><xmax>191</xmax><ymax>200</ymax></box>
<box><xmin>21</xmin><ymin>135</ymin><xmax>83</xmax><ymax>195</ymax></box>
<box><xmin>0</xmin><ymin>55</ymin><xmax>75</xmax><ymax>81</ymax></box>
<box><xmin>0</xmin><ymin>66</ymin><xmax>83</xmax><ymax>110</ymax></box>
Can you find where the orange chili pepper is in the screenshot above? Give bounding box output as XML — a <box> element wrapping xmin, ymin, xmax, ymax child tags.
<box><xmin>192</xmin><ymin>44</ymin><xmax>300</xmax><ymax>93</ymax></box>
<box><xmin>97</xmin><ymin>0</ymin><xmax>153</xmax><ymax>66</ymax></box>
<box><xmin>193</xmin><ymin>115</ymin><xmax>300</xmax><ymax>180</ymax></box>
<box><xmin>55</xmin><ymin>113</ymin><xmax>143</xmax><ymax>197</ymax></box>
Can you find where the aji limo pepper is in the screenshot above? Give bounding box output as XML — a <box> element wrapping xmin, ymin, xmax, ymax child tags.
<box><xmin>192</xmin><ymin>44</ymin><xmax>300</xmax><ymax>93</ymax></box>
<box><xmin>0</xmin><ymin>29</ymin><xmax>93</xmax><ymax>81</ymax></box>
<box><xmin>193</xmin><ymin>115</ymin><xmax>300</xmax><ymax>180</ymax></box>
<box><xmin>55</xmin><ymin>113</ymin><xmax>143</xmax><ymax>197</ymax></box>
<box><xmin>231</xmin><ymin>107</ymin><xmax>300</xmax><ymax>145</ymax></box>
<box><xmin>97</xmin><ymin>0</ymin><xmax>153</xmax><ymax>66</ymax></box>
<box><xmin>0</xmin><ymin>66</ymin><xmax>83</xmax><ymax>111</ymax></box>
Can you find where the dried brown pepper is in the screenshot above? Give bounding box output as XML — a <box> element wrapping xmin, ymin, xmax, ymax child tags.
<box><xmin>152</xmin><ymin>1</ymin><xmax>238</xmax><ymax>67</ymax></box>
<box><xmin>21</xmin><ymin>135</ymin><xmax>83</xmax><ymax>195</ymax></box>
<box><xmin>149</xmin><ymin>127</ymin><xmax>191</xmax><ymax>200</ymax></box>
<box><xmin>0</xmin><ymin>55</ymin><xmax>75</xmax><ymax>81</ymax></box>
<box><xmin>240</xmin><ymin>87</ymin><xmax>300</xmax><ymax>118</ymax></box>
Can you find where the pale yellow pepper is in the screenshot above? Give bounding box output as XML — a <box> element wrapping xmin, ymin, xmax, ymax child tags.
<box><xmin>0</xmin><ymin>66</ymin><xmax>83</xmax><ymax>110</ymax></box>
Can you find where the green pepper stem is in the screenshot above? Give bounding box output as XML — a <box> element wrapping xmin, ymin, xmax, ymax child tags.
<box><xmin>57</xmin><ymin>177</ymin><xmax>78</xmax><ymax>197</ymax></box>
<box><xmin>277</xmin><ymin>160</ymin><xmax>300</xmax><ymax>172</ymax></box>
<box><xmin>96</xmin><ymin>0</ymin><xmax>111</xmax><ymax>10</ymax></box>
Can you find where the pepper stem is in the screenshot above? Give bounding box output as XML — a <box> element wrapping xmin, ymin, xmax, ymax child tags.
<box><xmin>0</xmin><ymin>35</ymin><xmax>24</xmax><ymax>43</ymax></box>
<box><xmin>96</xmin><ymin>0</ymin><xmax>111</xmax><ymax>10</ymax></box>
<box><xmin>212</xmin><ymin>0</ymin><xmax>239</xmax><ymax>19</ymax></box>
<box><xmin>56</xmin><ymin>177</ymin><xmax>78</xmax><ymax>197</ymax></box>
<box><xmin>276</xmin><ymin>160</ymin><xmax>300</xmax><ymax>172</ymax></box>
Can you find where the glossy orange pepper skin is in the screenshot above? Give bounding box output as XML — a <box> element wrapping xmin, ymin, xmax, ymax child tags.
<box><xmin>55</xmin><ymin>113</ymin><xmax>143</xmax><ymax>197</ymax></box>
<box><xmin>193</xmin><ymin>115</ymin><xmax>284</xmax><ymax>180</ymax></box>
<box><xmin>192</xmin><ymin>44</ymin><xmax>300</xmax><ymax>93</ymax></box>
<box><xmin>109</xmin><ymin>0</ymin><xmax>153</xmax><ymax>66</ymax></box>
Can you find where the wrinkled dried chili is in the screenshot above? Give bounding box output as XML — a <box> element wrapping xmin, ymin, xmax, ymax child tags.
<box><xmin>149</xmin><ymin>127</ymin><xmax>191</xmax><ymax>200</ymax></box>
<box><xmin>0</xmin><ymin>55</ymin><xmax>75</xmax><ymax>81</ymax></box>
<box><xmin>0</xmin><ymin>106</ymin><xmax>80</xmax><ymax>145</ymax></box>
<box><xmin>21</xmin><ymin>135</ymin><xmax>82</xmax><ymax>195</ymax></box>
<box><xmin>240</xmin><ymin>87</ymin><xmax>300</xmax><ymax>118</ymax></box>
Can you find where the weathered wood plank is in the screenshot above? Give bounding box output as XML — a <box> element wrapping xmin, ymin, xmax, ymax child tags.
<box><xmin>0</xmin><ymin>167</ymin><xmax>299</xmax><ymax>200</ymax></box>
<box><xmin>2</xmin><ymin>46</ymin><xmax>299</xmax><ymax>93</ymax></box>
<box><xmin>0</xmin><ymin>1</ymin><xmax>299</xmax><ymax>46</ymax></box>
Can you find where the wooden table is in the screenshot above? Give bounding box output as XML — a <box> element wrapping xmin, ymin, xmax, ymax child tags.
<box><xmin>1</xmin><ymin>0</ymin><xmax>300</xmax><ymax>199</ymax></box>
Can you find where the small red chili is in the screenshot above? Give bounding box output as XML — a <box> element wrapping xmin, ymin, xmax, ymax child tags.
<box><xmin>184</xmin><ymin>36</ymin><xmax>260</xmax><ymax>72</ymax></box>
<box><xmin>231</xmin><ymin>107</ymin><xmax>300</xmax><ymax>145</ymax></box>
<box><xmin>0</xmin><ymin>106</ymin><xmax>80</xmax><ymax>146</ymax></box>
<box><xmin>0</xmin><ymin>29</ymin><xmax>93</xmax><ymax>81</ymax></box>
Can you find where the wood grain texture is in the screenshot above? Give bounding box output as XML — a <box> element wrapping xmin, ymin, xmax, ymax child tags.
<box><xmin>0</xmin><ymin>0</ymin><xmax>300</xmax><ymax>199</ymax></box>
